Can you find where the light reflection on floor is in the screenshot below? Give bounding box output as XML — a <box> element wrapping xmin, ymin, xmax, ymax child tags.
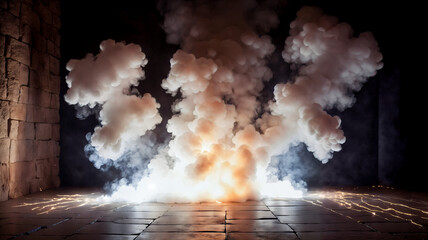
<box><xmin>0</xmin><ymin>187</ymin><xmax>427</xmax><ymax>240</ymax></box>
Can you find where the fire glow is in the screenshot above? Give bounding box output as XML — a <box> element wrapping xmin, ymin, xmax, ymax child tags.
<box><xmin>64</xmin><ymin>2</ymin><xmax>383</xmax><ymax>203</ymax></box>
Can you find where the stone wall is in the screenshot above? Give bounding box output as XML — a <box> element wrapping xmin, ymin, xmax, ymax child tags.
<box><xmin>0</xmin><ymin>0</ymin><xmax>60</xmax><ymax>201</ymax></box>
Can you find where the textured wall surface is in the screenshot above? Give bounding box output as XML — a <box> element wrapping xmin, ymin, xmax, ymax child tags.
<box><xmin>0</xmin><ymin>0</ymin><xmax>60</xmax><ymax>201</ymax></box>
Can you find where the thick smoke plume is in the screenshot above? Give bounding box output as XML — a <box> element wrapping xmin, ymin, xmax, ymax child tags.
<box><xmin>65</xmin><ymin>2</ymin><xmax>382</xmax><ymax>202</ymax></box>
<box><xmin>65</xmin><ymin>40</ymin><xmax>162</xmax><ymax>161</ymax></box>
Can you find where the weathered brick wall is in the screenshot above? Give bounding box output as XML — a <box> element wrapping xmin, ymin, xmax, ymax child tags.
<box><xmin>0</xmin><ymin>0</ymin><xmax>60</xmax><ymax>201</ymax></box>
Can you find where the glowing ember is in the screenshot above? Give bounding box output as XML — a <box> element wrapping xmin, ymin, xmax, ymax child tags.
<box><xmin>64</xmin><ymin>2</ymin><xmax>382</xmax><ymax>203</ymax></box>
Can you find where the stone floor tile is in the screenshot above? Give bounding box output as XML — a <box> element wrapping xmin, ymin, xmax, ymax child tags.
<box><xmin>0</xmin><ymin>224</ymin><xmax>41</xmax><ymax>236</ymax></box>
<box><xmin>224</xmin><ymin>205</ymin><xmax>269</xmax><ymax>211</ymax></box>
<box><xmin>30</xmin><ymin>218</ymin><xmax>95</xmax><ymax>236</ymax></box>
<box><xmin>112</xmin><ymin>218</ymin><xmax>153</xmax><ymax>224</ymax></box>
<box><xmin>116</xmin><ymin>205</ymin><xmax>171</xmax><ymax>212</ymax></box>
<box><xmin>0</xmin><ymin>217</ymin><xmax>65</xmax><ymax>226</ymax></box>
<box><xmin>2</xmin><ymin>188</ymin><xmax>428</xmax><ymax>239</ymax></box>
<box><xmin>66</xmin><ymin>234</ymin><xmax>137</xmax><ymax>240</ymax></box>
<box><xmin>226</xmin><ymin>223</ymin><xmax>294</xmax><ymax>233</ymax></box>
<box><xmin>269</xmin><ymin>206</ymin><xmax>333</xmax><ymax>216</ymax></box>
<box><xmin>153</xmin><ymin>215</ymin><xmax>225</xmax><ymax>224</ymax></box>
<box><xmin>72</xmin><ymin>211</ymin><xmax>112</xmax><ymax>220</ymax></box>
<box><xmin>100</xmin><ymin>211</ymin><xmax>164</xmax><ymax>221</ymax></box>
<box><xmin>297</xmin><ymin>232</ymin><xmax>404</xmax><ymax>240</ymax></box>
<box><xmin>290</xmin><ymin>223</ymin><xmax>372</xmax><ymax>232</ymax></box>
<box><xmin>136</xmin><ymin>232</ymin><xmax>226</xmax><ymax>240</ymax></box>
<box><xmin>264</xmin><ymin>200</ymin><xmax>312</xmax><ymax>206</ymax></box>
<box><xmin>164</xmin><ymin>211</ymin><xmax>225</xmax><ymax>217</ymax></box>
<box><xmin>14</xmin><ymin>236</ymin><xmax>66</xmax><ymax>240</ymax></box>
<box><xmin>227</xmin><ymin>232</ymin><xmax>299</xmax><ymax>240</ymax></box>
<box><xmin>169</xmin><ymin>205</ymin><xmax>227</xmax><ymax>211</ymax></box>
<box><xmin>226</xmin><ymin>211</ymin><xmax>276</xmax><ymax>220</ymax></box>
<box><xmin>277</xmin><ymin>214</ymin><xmax>354</xmax><ymax>224</ymax></box>
<box><xmin>226</xmin><ymin>220</ymin><xmax>280</xmax><ymax>225</ymax></box>
<box><xmin>78</xmin><ymin>222</ymin><xmax>147</xmax><ymax>234</ymax></box>
<box><xmin>144</xmin><ymin>224</ymin><xmax>225</xmax><ymax>232</ymax></box>
<box><xmin>392</xmin><ymin>233</ymin><xmax>428</xmax><ymax>240</ymax></box>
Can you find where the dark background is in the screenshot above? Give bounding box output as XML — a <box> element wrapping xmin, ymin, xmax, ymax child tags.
<box><xmin>59</xmin><ymin>1</ymin><xmax>418</xmax><ymax>191</ymax></box>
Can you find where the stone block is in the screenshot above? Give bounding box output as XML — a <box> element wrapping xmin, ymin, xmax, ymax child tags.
<box><xmin>36</xmin><ymin>123</ymin><xmax>51</xmax><ymax>140</ymax></box>
<box><xmin>28</xmin><ymin>88</ymin><xmax>50</xmax><ymax>107</ymax></box>
<box><xmin>29</xmin><ymin>68</ymin><xmax>49</xmax><ymax>90</ymax></box>
<box><xmin>50</xmin><ymin>92</ymin><xmax>59</xmax><ymax>109</ymax></box>
<box><xmin>35</xmin><ymin>139</ymin><xmax>54</xmax><ymax>159</ymax></box>
<box><xmin>53</xmin><ymin>29</ymin><xmax>60</xmax><ymax>46</ymax></box>
<box><xmin>6</xmin><ymin>58</ymin><xmax>29</xmax><ymax>101</ymax></box>
<box><xmin>19</xmin><ymin>23</ymin><xmax>32</xmax><ymax>44</ymax></box>
<box><xmin>52</xmin><ymin>13</ymin><xmax>60</xmax><ymax>29</ymax></box>
<box><xmin>8</xmin><ymin>0</ymin><xmax>21</xmax><ymax>17</ymax></box>
<box><xmin>49</xmin><ymin>55</ymin><xmax>59</xmax><ymax>75</ymax></box>
<box><xmin>30</xmin><ymin>11</ymin><xmax>40</xmax><ymax>32</ymax></box>
<box><xmin>40</xmin><ymin>20</ymin><xmax>54</xmax><ymax>40</ymax></box>
<box><xmin>9</xmin><ymin>161</ymin><xmax>35</xmax><ymax>198</ymax></box>
<box><xmin>35</xmin><ymin>0</ymin><xmax>51</xmax><ymax>24</ymax></box>
<box><xmin>49</xmin><ymin>157</ymin><xmax>60</xmax><ymax>187</ymax></box>
<box><xmin>36</xmin><ymin>159</ymin><xmax>50</xmax><ymax>179</ymax></box>
<box><xmin>5</xmin><ymin>38</ymin><xmax>31</xmax><ymax>65</ymax></box>
<box><xmin>9</xmin><ymin>102</ymin><xmax>27</xmax><ymax>121</ymax></box>
<box><xmin>18</xmin><ymin>85</ymin><xmax>29</xmax><ymax>103</ymax></box>
<box><xmin>48</xmin><ymin>73</ymin><xmax>60</xmax><ymax>93</ymax></box>
<box><xmin>9</xmin><ymin>120</ymin><xmax>35</xmax><ymax>140</ymax></box>
<box><xmin>0</xmin><ymin>162</ymin><xmax>9</xmax><ymax>201</ymax></box>
<box><xmin>47</xmin><ymin>108</ymin><xmax>59</xmax><ymax>123</ymax></box>
<box><xmin>7</xmin><ymin>59</ymin><xmax>28</xmax><ymax>87</ymax></box>
<box><xmin>49</xmin><ymin>0</ymin><xmax>60</xmax><ymax>15</ymax></box>
<box><xmin>51</xmin><ymin>140</ymin><xmax>60</xmax><ymax>157</ymax></box>
<box><xmin>32</xmin><ymin>106</ymin><xmax>48</xmax><ymax>122</ymax></box>
<box><xmin>32</xmin><ymin>33</ymin><xmax>47</xmax><ymax>53</ymax></box>
<box><xmin>31</xmin><ymin>49</ymin><xmax>49</xmax><ymax>75</ymax></box>
<box><xmin>0</xmin><ymin>100</ymin><xmax>10</xmax><ymax>138</ymax></box>
<box><xmin>47</xmin><ymin>39</ymin><xmax>56</xmax><ymax>57</ymax></box>
<box><xmin>28</xmin><ymin>87</ymin><xmax>40</xmax><ymax>105</ymax></box>
<box><xmin>0</xmin><ymin>138</ymin><xmax>11</xmax><ymax>163</ymax></box>
<box><xmin>0</xmin><ymin>8</ymin><xmax>19</xmax><ymax>38</ymax></box>
<box><xmin>25</xmin><ymin>104</ymin><xmax>36</xmax><ymax>122</ymax></box>
<box><xmin>40</xmin><ymin>89</ymin><xmax>51</xmax><ymax>107</ymax></box>
<box><xmin>0</xmin><ymin>56</ymin><xmax>6</xmax><ymax>99</ymax></box>
<box><xmin>10</xmin><ymin>139</ymin><xmax>34</xmax><ymax>162</ymax></box>
<box><xmin>18</xmin><ymin>61</ymin><xmax>29</xmax><ymax>85</ymax></box>
<box><xmin>20</xmin><ymin>3</ymin><xmax>32</xmax><ymax>25</ymax></box>
<box><xmin>51</xmin><ymin>123</ymin><xmax>59</xmax><ymax>140</ymax></box>
<box><xmin>0</xmin><ymin>35</ymin><xmax>4</xmax><ymax>53</ymax></box>
<box><xmin>36</xmin><ymin>158</ymin><xmax>60</xmax><ymax>189</ymax></box>
<box><xmin>49</xmin><ymin>157</ymin><xmax>59</xmax><ymax>175</ymax></box>
<box><xmin>5</xmin><ymin>59</ymin><xmax>20</xmax><ymax>101</ymax></box>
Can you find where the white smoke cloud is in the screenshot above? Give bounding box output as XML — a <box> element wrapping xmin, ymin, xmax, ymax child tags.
<box><xmin>267</xmin><ymin>6</ymin><xmax>383</xmax><ymax>162</ymax></box>
<box><xmin>66</xmin><ymin>3</ymin><xmax>383</xmax><ymax>203</ymax></box>
<box><xmin>65</xmin><ymin>39</ymin><xmax>162</xmax><ymax>161</ymax></box>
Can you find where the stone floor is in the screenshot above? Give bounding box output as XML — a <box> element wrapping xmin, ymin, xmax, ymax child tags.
<box><xmin>1</xmin><ymin>187</ymin><xmax>428</xmax><ymax>239</ymax></box>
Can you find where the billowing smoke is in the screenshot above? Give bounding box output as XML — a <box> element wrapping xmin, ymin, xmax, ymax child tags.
<box><xmin>65</xmin><ymin>2</ymin><xmax>382</xmax><ymax>202</ymax></box>
<box><xmin>64</xmin><ymin>39</ymin><xmax>162</xmax><ymax>161</ymax></box>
